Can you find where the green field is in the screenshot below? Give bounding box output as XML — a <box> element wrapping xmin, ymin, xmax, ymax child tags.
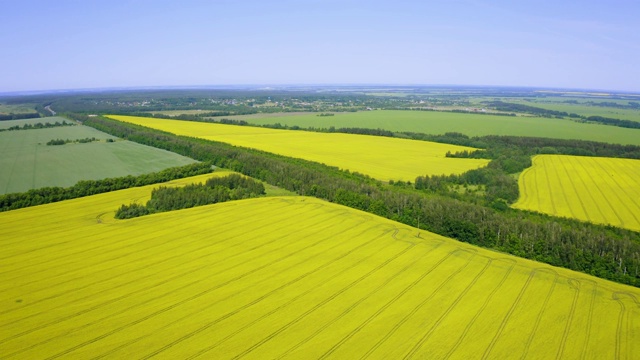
<box><xmin>0</xmin><ymin>103</ymin><xmax>37</xmax><ymax>114</ymax></box>
<box><xmin>0</xmin><ymin>125</ymin><xmax>196</xmax><ymax>194</ymax></box>
<box><xmin>0</xmin><ymin>116</ymin><xmax>73</xmax><ymax>130</ymax></box>
<box><xmin>244</xmin><ymin>110</ymin><xmax>640</xmax><ymax>145</ymax></box>
<box><xmin>515</xmin><ymin>100</ymin><xmax>640</xmax><ymax>122</ymax></box>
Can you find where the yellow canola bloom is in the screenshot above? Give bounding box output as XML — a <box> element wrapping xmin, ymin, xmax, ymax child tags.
<box><xmin>1</xmin><ymin>175</ymin><xmax>639</xmax><ymax>359</ymax></box>
<box><xmin>514</xmin><ymin>155</ymin><xmax>640</xmax><ymax>231</ymax></box>
<box><xmin>107</xmin><ymin>115</ymin><xmax>489</xmax><ymax>181</ymax></box>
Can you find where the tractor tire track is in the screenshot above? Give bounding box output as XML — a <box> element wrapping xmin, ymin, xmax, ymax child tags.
<box><xmin>441</xmin><ymin>258</ymin><xmax>516</xmax><ymax>360</ymax></box>
<box><xmin>356</xmin><ymin>249</ymin><xmax>478</xmax><ymax>360</ymax></box>
<box><xmin>403</xmin><ymin>256</ymin><xmax>493</xmax><ymax>359</ymax></box>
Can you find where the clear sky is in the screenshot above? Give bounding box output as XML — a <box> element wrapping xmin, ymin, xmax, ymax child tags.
<box><xmin>1</xmin><ymin>0</ymin><xmax>639</xmax><ymax>93</ymax></box>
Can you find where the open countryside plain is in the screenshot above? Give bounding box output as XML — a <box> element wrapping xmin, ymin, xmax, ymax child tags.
<box><xmin>0</xmin><ymin>124</ymin><xmax>195</xmax><ymax>194</ymax></box>
<box><xmin>1</xmin><ymin>176</ymin><xmax>639</xmax><ymax>359</ymax></box>
<box><xmin>241</xmin><ymin>110</ymin><xmax>640</xmax><ymax>145</ymax></box>
<box><xmin>107</xmin><ymin>115</ymin><xmax>489</xmax><ymax>182</ymax></box>
<box><xmin>0</xmin><ymin>103</ymin><xmax>38</xmax><ymax>115</ymax></box>
<box><xmin>514</xmin><ymin>155</ymin><xmax>640</xmax><ymax>231</ymax></box>
<box><xmin>517</xmin><ymin>101</ymin><xmax>640</xmax><ymax>123</ymax></box>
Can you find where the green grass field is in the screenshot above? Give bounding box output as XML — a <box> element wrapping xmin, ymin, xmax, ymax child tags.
<box><xmin>0</xmin><ymin>116</ymin><xmax>73</xmax><ymax>130</ymax></box>
<box><xmin>0</xmin><ymin>125</ymin><xmax>196</xmax><ymax>194</ymax></box>
<box><xmin>0</xmin><ymin>103</ymin><xmax>37</xmax><ymax>114</ymax></box>
<box><xmin>515</xmin><ymin>100</ymin><xmax>640</xmax><ymax>122</ymax></box>
<box><xmin>245</xmin><ymin>110</ymin><xmax>640</xmax><ymax>145</ymax></box>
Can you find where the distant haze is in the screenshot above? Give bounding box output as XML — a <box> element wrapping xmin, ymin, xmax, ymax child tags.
<box><xmin>1</xmin><ymin>0</ymin><xmax>639</xmax><ymax>93</ymax></box>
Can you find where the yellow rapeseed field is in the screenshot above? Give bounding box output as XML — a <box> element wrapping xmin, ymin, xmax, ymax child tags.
<box><xmin>106</xmin><ymin>115</ymin><xmax>489</xmax><ymax>181</ymax></box>
<box><xmin>514</xmin><ymin>155</ymin><xmax>640</xmax><ymax>231</ymax></box>
<box><xmin>1</xmin><ymin>175</ymin><xmax>639</xmax><ymax>359</ymax></box>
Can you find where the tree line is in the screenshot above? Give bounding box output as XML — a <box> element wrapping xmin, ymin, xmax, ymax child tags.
<box><xmin>0</xmin><ymin>121</ymin><xmax>74</xmax><ymax>132</ymax></box>
<box><xmin>580</xmin><ymin>100</ymin><xmax>640</xmax><ymax>109</ymax></box>
<box><xmin>585</xmin><ymin>115</ymin><xmax>640</xmax><ymax>129</ymax></box>
<box><xmin>115</xmin><ymin>174</ymin><xmax>265</xmax><ymax>219</ymax></box>
<box><xmin>46</xmin><ymin>137</ymin><xmax>100</xmax><ymax>146</ymax></box>
<box><xmin>485</xmin><ymin>100</ymin><xmax>640</xmax><ymax>130</ymax></box>
<box><xmin>83</xmin><ymin>115</ymin><xmax>640</xmax><ymax>287</ymax></box>
<box><xmin>265</xmin><ymin>122</ymin><xmax>396</xmax><ymax>137</ymax></box>
<box><xmin>255</xmin><ymin>122</ymin><xmax>640</xmax><ymax>160</ymax></box>
<box><xmin>484</xmin><ymin>100</ymin><xmax>580</xmax><ymax>118</ymax></box>
<box><xmin>0</xmin><ymin>162</ymin><xmax>214</xmax><ymax>212</ymax></box>
<box><xmin>0</xmin><ymin>113</ymin><xmax>41</xmax><ymax>121</ymax></box>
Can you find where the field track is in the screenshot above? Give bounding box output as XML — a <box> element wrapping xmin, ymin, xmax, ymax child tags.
<box><xmin>1</xmin><ymin>175</ymin><xmax>639</xmax><ymax>359</ymax></box>
<box><xmin>514</xmin><ymin>155</ymin><xmax>640</xmax><ymax>231</ymax></box>
<box><xmin>107</xmin><ymin>115</ymin><xmax>489</xmax><ymax>181</ymax></box>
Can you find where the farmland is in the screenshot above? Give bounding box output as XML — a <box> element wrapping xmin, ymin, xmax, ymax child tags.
<box><xmin>151</xmin><ymin>110</ymin><xmax>315</xmax><ymax>118</ymax></box>
<box><xmin>513</xmin><ymin>155</ymin><xmax>640</xmax><ymax>231</ymax></box>
<box><xmin>456</xmin><ymin>97</ymin><xmax>640</xmax><ymax>123</ymax></box>
<box><xmin>523</xmin><ymin>99</ymin><xmax>640</xmax><ymax>122</ymax></box>
<box><xmin>0</xmin><ymin>123</ymin><xmax>196</xmax><ymax>194</ymax></box>
<box><xmin>0</xmin><ymin>103</ymin><xmax>37</xmax><ymax>114</ymax></box>
<box><xmin>241</xmin><ymin>110</ymin><xmax>640</xmax><ymax>145</ymax></box>
<box><xmin>1</xmin><ymin>180</ymin><xmax>639</xmax><ymax>359</ymax></box>
<box><xmin>107</xmin><ymin>115</ymin><xmax>489</xmax><ymax>182</ymax></box>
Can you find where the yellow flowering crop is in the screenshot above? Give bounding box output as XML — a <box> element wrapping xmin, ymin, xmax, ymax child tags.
<box><xmin>1</xmin><ymin>176</ymin><xmax>638</xmax><ymax>358</ymax></box>
<box><xmin>107</xmin><ymin>115</ymin><xmax>489</xmax><ymax>181</ymax></box>
<box><xmin>514</xmin><ymin>155</ymin><xmax>640</xmax><ymax>231</ymax></box>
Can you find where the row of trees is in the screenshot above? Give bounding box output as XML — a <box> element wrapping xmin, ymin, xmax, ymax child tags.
<box><xmin>0</xmin><ymin>112</ymin><xmax>40</xmax><ymax>120</ymax></box>
<box><xmin>83</xmin><ymin>115</ymin><xmax>640</xmax><ymax>287</ymax></box>
<box><xmin>128</xmin><ymin>111</ymin><xmax>258</xmax><ymax>121</ymax></box>
<box><xmin>264</xmin><ymin>122</ymin><xmax>396</xmax><ymax>137</ymax></box>
<box><xmin>484</xmin><ymin>100</ymin><xmax>580</xmax><ymax>118</ymax></box>
<box><xmin>585</xmin><ymin>115</ymin><xmax>640</xmax><ymax>129</ymax></box>
<box><xmin>485</xmin><ymin>100</ymin><xmax>640</xmax><ymax>130</ymax></box>
<box><xmin>0</xmin><ymin>162</ymin><xmax>214</xmax><ymax>212</ymax></box>
<box><xmin>116</xmin><ymin>174</ymin><xmax>265</xmax><ymax>219</ymax></box>
<box><xmin>254</xmin><ymin>122</ymin><xmax>640</xmax><ymax>160</ymax></box>
<box><xmin>581</xmin><ymin>100</ymin><xmax>640</xmax><ymax>109</ymax></box>
<box><xmin>0</xmin><ymin>121</ymin><xmax>73</xmax><ymax>132</ymax></box>
<box><xmin>46</xmin><ymin>137</ymin><xmax>99</xmax><ymax>146</ymax></box>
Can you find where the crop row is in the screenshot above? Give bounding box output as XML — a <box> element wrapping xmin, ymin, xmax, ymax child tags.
<box><xmin>515</xmin><ymin>155</ymin><xmax>640</xmax><ymax>231</ymax></box>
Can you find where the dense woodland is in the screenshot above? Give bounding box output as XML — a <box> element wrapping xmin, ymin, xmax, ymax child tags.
<box><xmin>46</xmin><ymin>137</ymin><xmax>100</xmax><ymax>145</ymax></box>
<box><xmin>82</xmin><ymin>115</ymin><xmax>640</xmax><ymax>287</ymax></box>
<box><xmin>585</xmin><ymin>115</ymin><xmax>640</xmax><ymax>129</ymax></box>
<box><xmin>116</xmin><ymin>174</ymin><xmax>265</xmax><ymax>219</ymax></box>
<box><xmin>0</xmin><ymin>112</ymin><xmax>40</xmax><ymax>120</ymax></box>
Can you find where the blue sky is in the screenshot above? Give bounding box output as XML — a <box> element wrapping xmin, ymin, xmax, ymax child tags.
<box><xmin>1</xmin><ymin>0</ymin><xmax>639</xmax><ymax>92</ymax></box>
